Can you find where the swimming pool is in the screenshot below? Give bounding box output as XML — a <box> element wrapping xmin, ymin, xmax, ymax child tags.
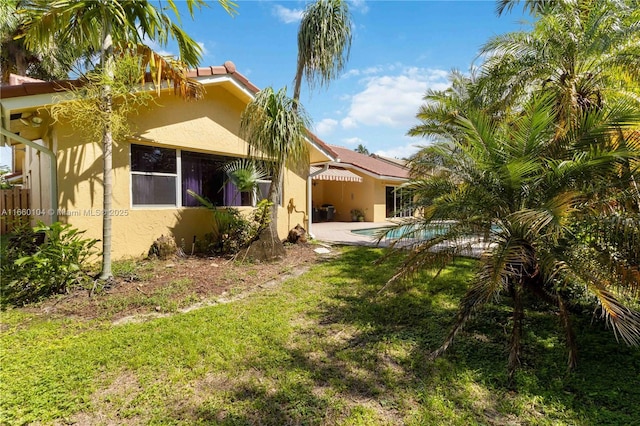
<box><xmin>351</xmin><ymin>224</ymin><xmax>448</xmax><ymax>240</ymax></box>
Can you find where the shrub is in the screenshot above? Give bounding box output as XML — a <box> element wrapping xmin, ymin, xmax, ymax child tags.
<box><xmin>197</xmin><ymin>207</ymin><xmax>257</xmax><ymax>255</ymax></box>
<box><xmin>1</xmin><ymin>222</ymin><xmax>98</xmax><ymax>306</ymax></box>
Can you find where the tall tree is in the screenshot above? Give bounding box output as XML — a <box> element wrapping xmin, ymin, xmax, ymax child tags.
<box><xmin>354</xmin><ymin>144</ymin><xmax>369</xmax><ymax>155</ymax></box>
<box><xmin>19</xmin><ymin>0</ymin><xmax>236</xmax><ymax>279</ymax></box>
<box><xmin>478</xmin><ymin>0</ymin><xmax>640</xmax><ymax>136</ymax></box>
<box><xmin>382</xmin><ymin>96</ymin><xmax>640</xmax><ymax>379</ymax></box>
<box><xmin>242</xmin><ymin>0</ymin><xmax>352</xmax><ymax>259</ymax></box>
<box><xmin>0</xmin><ymin>0</ymin><xmax>77</xmax><ymax>82</ymax></box>
<box><xmin>240</xmin><ymin>87</ymin><xmax>311</xmax><ymax>260</ymax></box>
<box><xmin>292</xmin><ymin>0</ymin><xmax>352</xmax><ymax>105</ymax></box>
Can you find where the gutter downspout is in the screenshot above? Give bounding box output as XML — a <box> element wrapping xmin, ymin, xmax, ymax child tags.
<box><xmin>0</xmin><ymin>127</ymin><xmax>58</xmax><ymax>222</ymax></box>
<box><xmin>308</xmin><ymin>163</ymin><xmax>329</xmax><ymax>239</ymax></box>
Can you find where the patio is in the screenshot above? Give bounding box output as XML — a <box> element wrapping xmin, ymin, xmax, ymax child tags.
<box><xmin>310</xmin><ymin>221</ymin><xmax>395</xmax><ymax>246</ymax></box>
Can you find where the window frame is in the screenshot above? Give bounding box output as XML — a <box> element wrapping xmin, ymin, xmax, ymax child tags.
<box><xmin>129</xmin><ymin>144</ymin><xmax>180</xmax><ymax>208</ymax></box>
<box><xmin>129</xmin><ymin>144</ymin><xmax>279</xmax><ymax>209</ymax></box>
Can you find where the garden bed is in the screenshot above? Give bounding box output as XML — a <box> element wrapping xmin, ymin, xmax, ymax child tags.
<box><xmin>22</xmin><ymin>243</ymin><xmax>326</xmax><ymax>322</ymax></box>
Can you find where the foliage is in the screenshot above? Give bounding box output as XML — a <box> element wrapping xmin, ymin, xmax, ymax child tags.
<box><xmin>223</xmin><ymin>158</ymin><xmax>269</xmax><ymax>194</ymax></box>
<box><xmin>241</xmin><ymin>87</ymin><xmax>312</xmax><ymax>183</ymax></box>
<box><xmin>49</xmin><ymin>53</ymin><xmax>153</xmax><ymax>145</ymax></box>
<box><xmin>252</xmin><ymin>198</ymin><xmax>273</xmax><ymax>234</ymax></box>
<box><xmin>0</xmin><ymin>0</ymin><xmax>77</xmax><ymax>83</ymax></box>
<box><xmin>293</xmin><ymin>0</ymin><xmax>352</xmax><ymax>97</ymax></box>
<box><xmin>187</xmin><ymin>189</ymin><xmax>271</xmax><ymax>255</ymax></box>
<box><xmin>196</xmin><ymin>208</ymin><xmax>256</xmax><ymax>256</ymax></box>
<box><xmin>18</xmin><ymin>0</ymin><xmax>236</xmax><ymax>280</ymax></box>
<box><xmin>350</xmin><ymin>208</ymin><xmax>365</xmax><ymax>220</ymax></box>
<box><xmin>1</xmin><ymin>222</ymin><xmax>98</xmax><ymax>306</ymax></box>
<box><xmin>477</xmin><ymin>0</ymin><xmax>640</xmax><ymax>134</ymax></box>
<box><xmin>2</xmin><ymin>247</ymin><xmax>640</xmax><ymax>424</ymax></box>
<box><xmin>0</xmin><ymin>166</ymin><xmax>12</xmax><ymax>189</ymax></box>
<box><xmin>238</xmin><ymin>0</ymin><xmax>352</xmax><ymax>260</ymax></box>
<box><xmin>240</xmin><ymin>86</ymin><xmax>311</xmax><ymax>254</ymax></box>
<box><xmin>389</xmin><ymin>94</ymin><xmax>640</xmax><ymax>379</ymax></box>
<box><xmin>354</xmin><ymin>144</ymin><xmax>370</xmax><ymax>155</ymax></box>
<box><xmin>401</xmin><ymin>0</ymin><xmax>640</xmax><ymax>380</ymax></box>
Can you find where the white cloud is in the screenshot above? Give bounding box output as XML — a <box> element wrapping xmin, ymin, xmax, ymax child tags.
<box><xmin>342</xmin><ymin>137</ymin><xmax>366</xmax><ymax>146</ymax></box>
<box><xmin>340</xmin><ymin>116</ymin><xmax>358</xmax><ymax>129</ymax></box>
<box><xmin>197</xmin><ymin>41</ymin><xmax>208</xmax><ymax>56</ymax></box>
<box><xmin>315</xmin><ymin>118</ymin><xmax>338</xmax><ymax>136</ymax></box>
<box><xmin>375</xmin><ymin>142</ymin><xmax>420</xmax><ymax>160</ymax></box>
<box><xmin>342</xmin><ymin>69</ymin><xmax>361</xmax><ymax>78</ymax></box>
<box><xmin>273</xmin><ymin>5</ymin><xmax>304</xmax><ymax>24</ymax></box>
<box><xmin>349</xmin><ymin>0</ymin><xmax>369</xmax><ymax>14</ymax></box>
<box><xmin>340</xmin><ymin>67</ymin><xmax>449</xmax><ymax>129</ymax></box>
<box><xmin>341</xmin><ymin>66</ymin><xmax>386</xmax><ymax>80</ymax></box>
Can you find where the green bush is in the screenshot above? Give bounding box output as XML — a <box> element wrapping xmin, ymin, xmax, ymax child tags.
<box><xmin>1</xmin><ymin>222</ymin><xmax>98</xmax><ymax>306</ymax></box>
<box><xmin>197</xmin><ymin>207</ymin><xmax>257</xmax><ymax>255</ymax></box>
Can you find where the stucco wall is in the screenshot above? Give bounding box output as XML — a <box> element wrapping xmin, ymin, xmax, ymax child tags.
<box><xmin>312</xmin><ymin>172</ymin><xmax>406</xmax><ymax>223</ymax></box>
<box><xmin>312</xmin><ymin>172</ymin><xmax>381</xmax><ymax>222</ymax></box>
<box><xmin>52</xmin><ymin>83</ymin><xmax>309</xmax><ymax>259</ymax></box>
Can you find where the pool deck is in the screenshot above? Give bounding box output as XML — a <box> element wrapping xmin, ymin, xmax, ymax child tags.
<box><xmin>310</xmin><ymin>221</ymin><xmax>394</xmax><ymax>246</ymax></box>
<box><xmin>309</xmin><ymin>221</ymin><xmax>491</xmax><ymax>258</ymax></box>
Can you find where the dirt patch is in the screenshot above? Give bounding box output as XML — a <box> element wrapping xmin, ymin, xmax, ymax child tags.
<box><xmin>26</xmin><ymin>243</ymin><xmax>332</xmax><ymax>323</ymax></box>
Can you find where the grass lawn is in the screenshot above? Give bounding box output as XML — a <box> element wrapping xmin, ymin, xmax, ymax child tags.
<box><xmin>1</xmin><ymin>246</ymin><xmax>639</xmax><ymax>425</ymax></box>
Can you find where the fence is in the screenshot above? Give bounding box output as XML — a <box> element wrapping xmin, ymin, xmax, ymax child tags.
<box><xmin>0</xmin><ymin>188</ymin><xmax>30</xmax><ymax>235</ymax></box>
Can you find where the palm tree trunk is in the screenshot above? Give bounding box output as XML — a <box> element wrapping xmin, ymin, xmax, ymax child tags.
<box><xmin>98</xmin><ymin>15</ymin><xmax>114</xmax><ymax>280</ymax></box>
<box><xmin>508</xmin><ymin>282</ymin><xmax>524</xmax><ymax>383</ymax></box>
<box><xmin>292</xmin><ymin>60</ymin><xmax>304</xmax><ymax>109</ymax></box>
<box><xmin>245</xmin><ymin>165</ymin><xmax>286</xmax><ymax>261</ymax></box>
<box><xmin>558</xmin><ymin>297</ymin><xmax>577</xmax><ymax>370</ymax></box>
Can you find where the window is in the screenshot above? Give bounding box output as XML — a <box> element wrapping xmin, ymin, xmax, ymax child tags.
<box><xmin>386</xmin><ymin>186</ymin><xmax>413</xmax><ymax>218</ymax></box>
<box><xmin>181</xmin><ymin>151</ymin><xmax>225</xmax><ymax>207</ymax></box>
<box><xmin>131</xmin><ymin>145</ymin><xmax>177</xmax><ymax>206</ymax></box>
<box><xmin>130</xmin><ymin>144</ymin><xmax>271</xmax><ymax>208</ymax></box>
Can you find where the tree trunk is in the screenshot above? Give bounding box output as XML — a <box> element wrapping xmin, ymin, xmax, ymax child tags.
<box><xmin>98</xmin><ymin>16</ymin><xmax>114</xmax><ymax>280</ymax></box>
<box><xmin>558</xmin><ymin>297</ymin><xmax>577</xmax><ymax>370</ymax></box>
<box><xmin>292</xmin><ymin>59</ymin><xmax>304</xmax><ymax>110</ymax></box>
<box><xmin>245</xmin><ymin>163</ymin><xmax>286</xmax><ymax>261</ymax></box>
<box><xmin>508</xmin><ymin>282</ymin><xmax>524</xmax><ymax>384</ymax></box>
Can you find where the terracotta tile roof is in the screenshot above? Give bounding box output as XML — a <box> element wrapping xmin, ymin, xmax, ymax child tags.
<box><xmin>330</xmin><ymin>145</ymin><xmax>409</xmax><ymax>179</ymax></box>
<box><xmin>0</xmin><ymin>79</ymin><xmax>84</xmax><ymax>98</ymax></box>
<box><xmin>0</xmin><ymin>62</ymin><xmax>249</xmax><ymax>99</ymax></box>
<box><xmin>306</xmin><ymin>131</ymin><xmax>338</xmax><ymax>159</ymax></box>
<box><xmin>0</xmin><ymin>61</ymin><xmax>336</xmax><ymax>160</ymax></box>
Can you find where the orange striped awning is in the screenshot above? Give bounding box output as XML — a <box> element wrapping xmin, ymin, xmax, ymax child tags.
<box><xmin>310</xmin><ymin>166</ymin><xmax>362</xmax><ymax>182</ymax></box>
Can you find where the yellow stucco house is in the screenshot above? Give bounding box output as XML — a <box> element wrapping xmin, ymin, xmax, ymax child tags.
<box><xmin>310</xmin><ymin>145</ymin><xmax>410</xmax><ymax>224</ymax></box>
<box><xmin>0</xmin><ymin>62</ymin><xmax>337</xmax><ymax>258</ymax></box>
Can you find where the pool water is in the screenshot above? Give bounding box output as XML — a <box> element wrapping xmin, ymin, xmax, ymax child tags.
<box><xmin>351</xmin><ymin>224</ymin><xmax>448</xmax><ymax>240</ymax></box>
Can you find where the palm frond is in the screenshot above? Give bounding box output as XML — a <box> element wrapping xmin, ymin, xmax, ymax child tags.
<box><xmin>296</xmin><ymin>0</ymin><xmax>352</xmax><ymax>92</ymax></box>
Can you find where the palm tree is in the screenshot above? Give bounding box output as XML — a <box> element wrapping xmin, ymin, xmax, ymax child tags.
<box><xmin>495</xmin><ymin>0</ymin><xmax>556</xmax><ymax>16</ymax></box>
<box><xmin>223</xmin><ymin>159</ymin><xmax>269</xmax><ymax>204</ymax></box>
<box><xmin>19</xmin><ymin>0</ymin><xmax>236</xmax><ymax>279</ymax></box>
<box><xmin>292</xmin><ymin>0</ymin><xmax>352</xmax><ymax>104</ymax></box>
<box><xmin>354</xmin><ymin>144</ymin><xmax>369</xmax><ymax>155</ymax></box>
<box><xmin>382</xmin><ymin>96</ymin><xmax>640</xmax><ymax>379</ymax></box>
<box><xmin>241</xmin><ymin>0</ymin><xmax>352</xmax><ymax>259</ymax></box>
<box><xmin>240</xmin><ymin>87</ymin><xmax>311</xmax><ymax>260</ymax></box>
<box><xmin>478</xmin><ymin>0</ymin><xmax>640</xmax><ymax>136</ymax></box>
<box><xmin>407</xmin><ymin>69</ymin><xmax>491</xmax><ymax>179</ymax></box>
<box><xmin>0</xmin><ymin>0</ymin><xmax>78</xmax><ymax>83</ymax></box>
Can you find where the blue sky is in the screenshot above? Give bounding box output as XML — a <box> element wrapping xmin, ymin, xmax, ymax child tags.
<box><xmin>170</xmin><ymin>0</ymin><xmax>529</xmax><ymax>159</ymax></box>
<box><xmin>0</xmin><ymin>1</ymin><xmax>529</xmax><ymax>168</ymax></box>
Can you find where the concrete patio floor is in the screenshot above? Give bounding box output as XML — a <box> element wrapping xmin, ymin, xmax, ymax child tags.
<box><xmin>309</xmin><ymin>221</ymin><xmax>396</xmax><ymax>247</ymax></box>
<box><xmin>309</xmin><ymin>221</ymin><xmax>491</xmax><ymax>257</ymax></box>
